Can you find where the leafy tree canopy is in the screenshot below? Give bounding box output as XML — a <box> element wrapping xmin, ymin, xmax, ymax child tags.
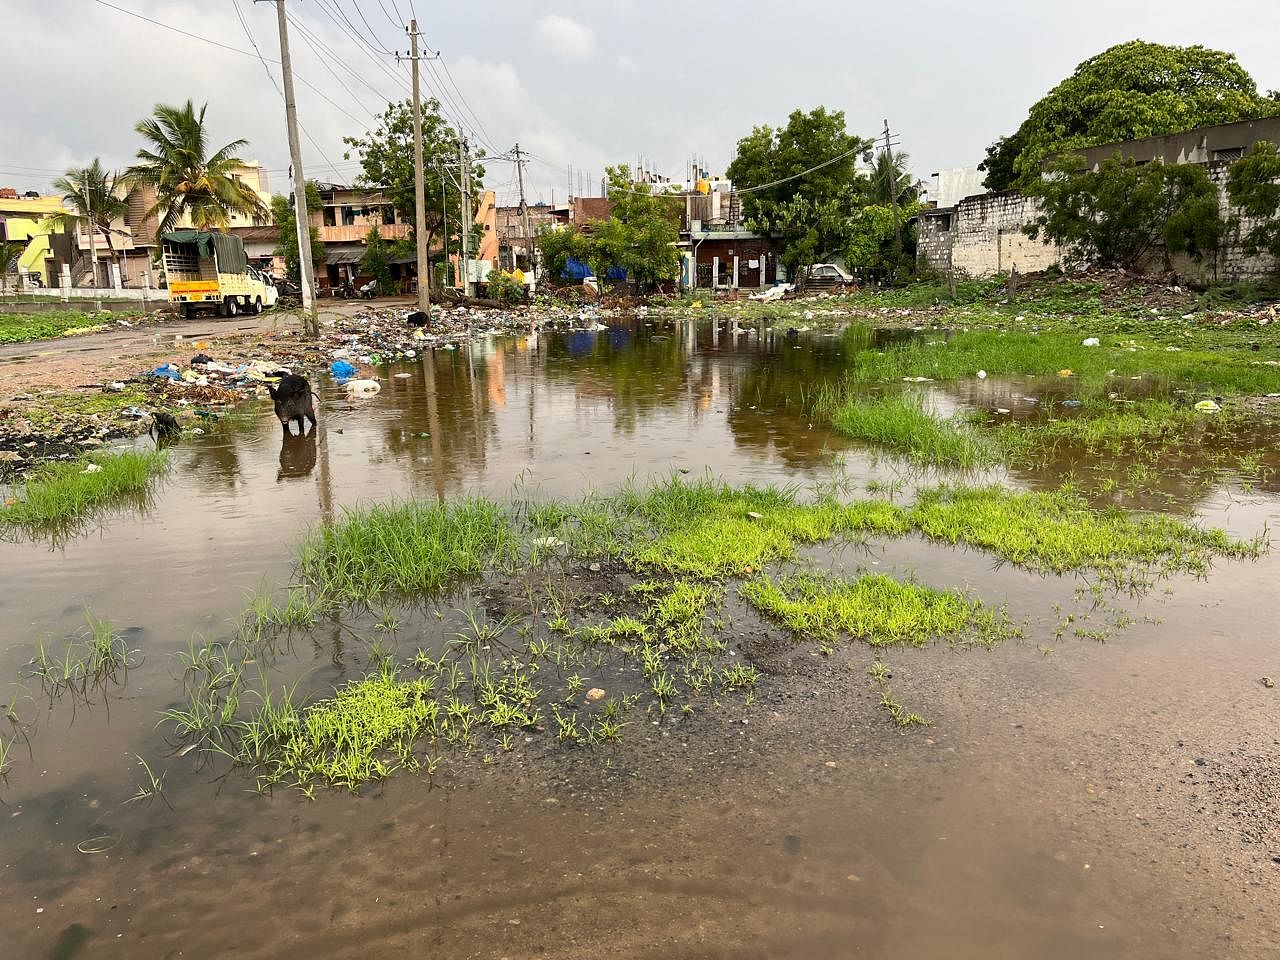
<box><xmin>1226</xmin><ymin>140</ymin><xmax>1280</xmax><ymax>259</ymax></box>
<box><xmin>1025</xmin><ymin>152</ymin><xmax>1225</xmax><ymax>270</ymax></box>
<box><xmin>982</xmin><ymin>41</ymin><xmax>1280</xmax><ymax>190</ymax></box>
<box><xmin>537</xmin><ymin>166</ymin><xmax>681</xmax><ymax>298</ymax></box>
<box><xmin>343</xmin><ymin>100</ymin><xmax>485</xmax><ymax>255</ymax></box>
<box><xmin>727</xmin><ymin>107</ymin><xmax>873</xmax><ymax>277</ymax></box>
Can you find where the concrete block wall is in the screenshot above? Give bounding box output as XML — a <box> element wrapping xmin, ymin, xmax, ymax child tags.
<box><xmin>917</xmin><ymin>213</ymin><xmax>953</xmax><ymax>274</ymax></box>
<box><xmin>949</xmin><ymin>192</ymin><xmax>1062</xmax><ymax>277</ymax></box>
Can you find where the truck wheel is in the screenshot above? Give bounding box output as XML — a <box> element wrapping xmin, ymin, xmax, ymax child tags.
<box><xmin>178</xmin><ymin>303</ymin><xmax>190</xmax><ymax>320</ymax></box>
<box><xmin>253</xmin><ymin>296</ymin><xmax>263</xmax><ymax>315</ymax></box>
<box><xmin>225</xmin><ymin>297</ymin><xmax>238</xmax><ymax>317</ymax></box>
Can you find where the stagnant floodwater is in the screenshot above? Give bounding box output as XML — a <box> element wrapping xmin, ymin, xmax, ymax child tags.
<box><xmin>2</xmin><ymin>317</ymin><xmax>1278</xmax><ymax>958</ymax></box>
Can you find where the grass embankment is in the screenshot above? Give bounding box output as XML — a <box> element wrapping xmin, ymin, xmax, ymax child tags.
<box><xmin>0</xmin><ymin>309</ymin><xmax>141</xmax><ymax>345</ymax></box>
<box><xmin>0</xmin><ymin>450</ymin><xmax>167</xmax><ymax>530</ymax></box>
<box><xmin>154</xmin><ymin>476</ymin><xmax>1260</xmax><ymax>793</ymax></box>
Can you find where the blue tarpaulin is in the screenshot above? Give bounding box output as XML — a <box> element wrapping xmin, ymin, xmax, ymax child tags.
<box><xmin>562</xmin><ymin>257</ymin><xmax>626</xmax><ymax>281</ymax></box>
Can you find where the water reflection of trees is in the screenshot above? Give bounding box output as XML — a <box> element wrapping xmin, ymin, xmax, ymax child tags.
<box><xmin>723</xmin><ymin>328</ymin><xmax>860</xmax><ymax>468</ymax></box>
<box><xmin>541</xmin><ymin>322</ymin><xmax>697</xmax><ymax>433</ymax></box>
<box><xmin>379</xmin><ymin>346</ymin><xmax>501</xmax><ymax>501</ymax></box>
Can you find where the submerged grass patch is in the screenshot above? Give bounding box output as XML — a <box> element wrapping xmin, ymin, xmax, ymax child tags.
<box><xmin>742</xmin><ymin>572</ymin><xmax>1014</xmax><ymax>648</ymax></box>
<box><xmin>821</xmin><ymin>392</ymin><xmax>997</xmax><ymax>468</ymax></box>
<box><xmin>909</xmin><ymin>485</ymin><xmax>1262</xmax><ymax>584</ymax></box>
<box><xmin>0</xmin><ymin>450</ymin><xmax>167</xmax><ymax>531</ymax></box>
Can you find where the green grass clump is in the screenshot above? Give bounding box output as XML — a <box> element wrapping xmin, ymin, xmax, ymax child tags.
<box><xmin>909</xmin><ymin>485</ymin><xmax>1262</xmax><ymax>583</ymax></box>
<box><xmin>822</xmin><ymin>392</ymin><xmax>997</xmax><ymax>468</ymax></box>
<box><xmin>0</xmin><ymin>450</ymin><xmax>167</xmax><ymax>530</ymax></box>
<box><xmin>27</xmin><ymin>609</ymin><xmax>139</xmax><ymax>690</ymax></box>
<box><xmin>618</xmin><ymin>476</ymin><xmax>908</xmax><ymax>577</ymax></box>
<box><xmin>742</xmin><ymin>572</ymin><xmax>1012</xmax><ymax>647</ymax></box>
<box><xmin>297</xmin><ymin>498</ymin><xmax>522</xmax><ymax>603</ymax></box>
<box><xmin>247</xmin><ymin>662</ymin><xmax>440</xmax><ymax>791</ymax></box>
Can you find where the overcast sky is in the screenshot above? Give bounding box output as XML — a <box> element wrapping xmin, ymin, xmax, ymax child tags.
<box><xmin>3</xmin><ymin>0</ymin><xmax>1276</xmax><ymax>207</ymax></box>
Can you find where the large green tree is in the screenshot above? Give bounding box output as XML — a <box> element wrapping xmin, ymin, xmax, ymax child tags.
<box><xmin>270</xmin><ymin>181</ymin><xmax>324</xmax><ymax>286</ymax></box>
<box><xmin>342</xmin><ymin>100</ymin><xmax>485</xmax><ymax>262</ymax></box>
<box><xmin>726</xmin><ymin>107</ymin><xmax>872</xmax><ymax>279</ymax></box>
<box><xmin>124</xmin><ymin>100</ymin><xmax>267</xmax><ymax>236</ymax></box>
<box><xmin>982</xmin><ymin>41</ymin><xmax>1280</xmax><ymax>190</ymax></box>
<box><xmin>537</xmin><ymin>167</ymin><xmax>681</xmax><ymax>299</ymax></box>
<box><xmin>1025</xmin><ymin>152</ymin><xmax>1225</xmax><ymax>270</ymax></box>
<box><xmin>1226</xmin><ymin>140</ymin><xmax>1280</xmax><ymax>260</ymax></box>
<box><xmin>42</xmin><ymin>158</ymin><xmax>132</xmax><ymax>285</ymax></box>
<box><xmin>601</xmin><ymin>165</ymin><xmax>681</xmax><ymax>290</ymax></box>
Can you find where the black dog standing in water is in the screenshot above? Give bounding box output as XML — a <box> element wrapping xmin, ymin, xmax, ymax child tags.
<box><xmin>267</xmin><ymin>374</ymin><xmax>317</xmax><ymax>436</ymax></box>
<box><xmin>149</xmin><ymin>411</ymin><xmax>182</xmax><ymax>446</ymax></box>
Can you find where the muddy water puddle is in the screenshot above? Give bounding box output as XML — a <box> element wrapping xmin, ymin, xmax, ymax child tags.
<box><xmin>2</xmin><ymin>317</ymin><xmax>1279</xmax><ymax>958</ymax></box>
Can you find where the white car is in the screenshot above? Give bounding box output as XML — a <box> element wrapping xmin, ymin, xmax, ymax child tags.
<box><xmin>806</xmin><ymin>263</ymin><xmax>854</xmax><ymax>286</ymax></box>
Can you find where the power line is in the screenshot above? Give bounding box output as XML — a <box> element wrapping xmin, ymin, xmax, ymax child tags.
<box><xmin>286</xmin><ymin>14</ymin><xmax>382</xmax><ymax>119</ymax></box>
<box><xmin>286</xmin><ymin>13</ymin><xmax>398</xmax><ymax>109</ymax></box>
<box><xmin>231</xmin><ymin>0</ymin><xmax>348</xmax><ymax>183</ymax></box>
<box><xmin>375</xmin><ymin>0</ymin><xmax>403</xmax><ymax>31</ymax></box>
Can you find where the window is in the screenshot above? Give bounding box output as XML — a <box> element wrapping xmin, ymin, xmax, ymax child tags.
<box><xmin>1213</xmin><ymin>147</ymin><xmax>1244</xmax><ymax>161</ymax></box>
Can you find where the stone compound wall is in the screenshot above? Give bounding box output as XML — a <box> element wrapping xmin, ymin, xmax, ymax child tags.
<box><xmin>1169</xmin><ymin>160</ymin><xmax>1278</xmax><ymax>283</ymax></box>
<box><xmin>917</xmin><ymin>191</ymin><xmax>1061</xmax><ymax>278</ymax></box>
<box><xmin>918</xmin><ymin>169</ymin><xmax>1280</xmax><ymax>282</ymax></box>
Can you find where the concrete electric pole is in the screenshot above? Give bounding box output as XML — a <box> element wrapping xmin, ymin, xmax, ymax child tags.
<box><xmin>408</xmin><ymin>19</ymin><xmax>431</xmax><ymax>316</ymax></box>
<box><xmin>513</xmin><ymin>143</ymin><xmax>536</xmax><ymax>285</ymax></box>
<box><xmin>458</xmin><ymin>138</ymin><xmax>473</xmax><ymax>297</ymax></box>
<box><xmin>273</xmin><ymin>0</ymin><xmax>318</xmax><ymax>336</ymax></box>
<box><xmin>882</xmin><ymin>118</ymin><xmax>902</xmax><ymax>277</ymax></box>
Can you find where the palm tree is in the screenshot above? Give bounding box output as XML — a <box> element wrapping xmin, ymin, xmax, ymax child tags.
<box><xmin>43</xmin><ymin>158</ymin><xmax>132</xmax><ymax>287</ymax></box>
<box><xmin>867</xmin><ymin>148</ymin><xmax>918</xmax><ymax>207</ymax></box>
<box><xmin>123</xmin><ymin>100</ymin><xmax>267</xmax><ymax>237</ymax></box>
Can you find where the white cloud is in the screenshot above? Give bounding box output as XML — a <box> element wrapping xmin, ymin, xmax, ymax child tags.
<box><xmin>533</xmin><ymin>15</ymin><xmax>596</xmax><ymax>60</ymax></box>
<box><xmin>617</xmin><ymin>55</ymin><xmax>638</xmax><ymax>72</ymax></box>
<box><xmin>448</xmin><ymin>56</ymin><xmax>612</xmax><ymax>203</ymax></box>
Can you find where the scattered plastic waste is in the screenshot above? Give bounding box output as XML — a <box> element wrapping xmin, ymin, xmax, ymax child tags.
<box><xmin>81</xmin><ymin>463</ymin><xmax>102</xmax><ymax>474</ymax></box>
<box><xmin>1058</xmin><ymin>369</ymin><xmax>1074</xmax><ymax>378</ymax></box>
<box><xmin>977</xmin><ymin>370</ymin><xmax>988</xmax><ymax>379</ymax></box>
<box><xmin>149</xmin><ymin>363</ymin><xmax>181</xmax><ymax>380</ymax></box>
<box><xmin>190</xmin><ymin>353</ymin><xmax>213</xmax><ymax>365</ymax></box>
<box><xmin>330</xmin><ymin>359</ymin><xmax>357</xmax><ymax>380</ymax></box>
<box><xmin>1062</xmin><ymin>399</ymin><xmax>1083</xmax><ymax>407</ymax></box>
<box><xmin>1081</xmin><ymin>337</ymin><xmax>1100</xmax><ymax>347</ymax></box>
<box><xmin>120</xmin><ymin>406</ymin><xmax>149</xmax><ymax>419</ymax></box>
<box><xmin>1194</xmin><ymin>400</ymin><xmax>1222</xmax><ymax>413</ymax></box>
<box><xmin>344</xmin><ymin>379</ymin><xmax>381</xmax><ymax>397</ymax></box>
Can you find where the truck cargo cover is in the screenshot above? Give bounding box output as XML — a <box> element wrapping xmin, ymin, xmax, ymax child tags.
<box><xmin>162</xmin><ymin>230</ymin><xmax>248</xmax><ymax>273</ymax></box>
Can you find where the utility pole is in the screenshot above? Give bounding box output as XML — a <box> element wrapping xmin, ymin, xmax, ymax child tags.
<box><xmin>883</xmin><ymin>118</ymin><xmax>902</xmax><ymax>278</ymax></box>
<box><xmin>438</xmin><ymin>159</ymin><xmax>449</xmax><ymax>288</ymax></box>
<box><xmin>513</xmin><ymin>143</ymin><xmax>536</xmax><ymax>285</ymax></box>
<box><xmin>407</xmin><ymin>19</ymin><xmax>431</xmax><ymax>315</ymax></box>
<box><xmin>273</xmin><ymin>0</ymin><xmax>318</xmax><ymax>336</ymax></box>
<box><xmin>458</xmin><ymin>138</ymin><xmax>473</xmax><ymax>297</ymax></box>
